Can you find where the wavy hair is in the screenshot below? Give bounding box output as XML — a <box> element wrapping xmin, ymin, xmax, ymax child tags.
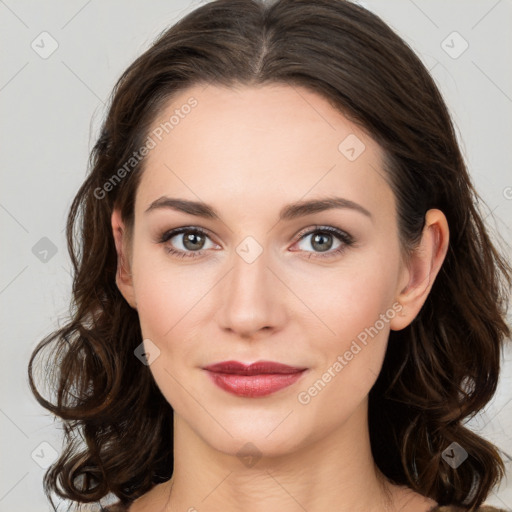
<box><xmin>28</xmin><ymin>0</ymin><xmax>511</xmax><ymax>510</ymax></box>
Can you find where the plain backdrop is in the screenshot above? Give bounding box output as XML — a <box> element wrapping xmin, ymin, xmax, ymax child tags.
<box><xmin>1</xmin><ymin>0</ymin><xmax>511</xmax><ymax>510</ymax></box>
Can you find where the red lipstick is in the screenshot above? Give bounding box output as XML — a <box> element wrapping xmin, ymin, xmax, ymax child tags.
<box><xmin>203</xmin><ymin>360</ymin><xmax>307</xmax><ymax>397</ymax></box>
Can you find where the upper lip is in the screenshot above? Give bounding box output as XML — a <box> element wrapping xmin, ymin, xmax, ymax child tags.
<box><xmin>203</xmin><ymin>360</ymin><xmax>306</xmax><ymax>375</ymax></box>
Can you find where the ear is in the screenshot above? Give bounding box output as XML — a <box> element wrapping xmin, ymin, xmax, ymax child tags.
<box><xmin>390</xmin><ymin>209</ymin><xmax>449</xmax><ymax>331</ymax></box>
<box><xmin>111</xmin><ymin>208</ymin><xmax>137</xmax><ymax>309</ymax></box>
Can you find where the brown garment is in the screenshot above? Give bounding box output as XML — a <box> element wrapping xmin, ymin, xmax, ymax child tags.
<box><xmin>97</xmin><ymin>503</ymin><xmax>508</xmax><ymax>511</ymax></box>
<box><xmin>430</xmin><ymin>508</ymin><xmax>508</xmax><ymax>512</ymax></box>
<box><xmin>429</xmin><ymin>508</ymin><xmax>508</xmax><ymax>512</ymax></box>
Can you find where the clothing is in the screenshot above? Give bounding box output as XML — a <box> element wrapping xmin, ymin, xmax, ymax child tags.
<box><xmin>94</xmin><ymin>502</ymin><xmax>508</xmax><ymax>511</ymax></box>
<box><xmin>430</xmin><ymin>508</ymin><xmax>507</xmax><ymax>512</ymax></box>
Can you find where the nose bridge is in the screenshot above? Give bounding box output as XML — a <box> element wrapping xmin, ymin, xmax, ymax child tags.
<box><xmin>217</xmin><ymin>236</ymin><xmax>283</xmax><ymax>337</ymax></box>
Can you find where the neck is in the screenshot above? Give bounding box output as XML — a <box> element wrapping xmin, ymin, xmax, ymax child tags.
<box><xmin>158</xmin><ymin>401</ymin><xmax>399</xmax><ymax>512</ymax></box>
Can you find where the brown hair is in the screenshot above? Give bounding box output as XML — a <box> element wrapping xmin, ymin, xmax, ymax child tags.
<box><xmin>28</xmin><ymin>0</ymin><xmax>511</xmax><ymax>510</ymax></box>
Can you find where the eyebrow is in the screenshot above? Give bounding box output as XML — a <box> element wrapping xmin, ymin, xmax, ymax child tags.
<box><xmin>144</xmin><ymin>196</ymin><xmax>372</xmax><ymax>221</ymax></box>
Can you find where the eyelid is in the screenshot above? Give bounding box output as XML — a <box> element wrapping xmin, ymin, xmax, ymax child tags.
<box><xmin>293</xmin><ymin>224</ymin><xmax>354</xmax><ymax>245</ymax></box>
<box><xmin>157</xmin><ymin>224</ymin><xmax>354</xmax><ymax>259</ymax></box>
<box><xmin>157</xmin><ymin>226</ymin><xmax>220</xmax><ymax>247</ymax></box>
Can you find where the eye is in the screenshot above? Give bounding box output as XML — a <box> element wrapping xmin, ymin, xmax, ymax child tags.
<box><xmin>157</xmin><ymin>225</ymin><xmax>354</xmax><ymax>260</ymax></box>
<box><xmin>157</xmin><ymin>227</ymin><xmax>219</xmax><ymax>258</ymax></box>
<box><xmin>292</xmin><ymin>226</ymin><xmax>354</xmax><ymax>259</ymax></box>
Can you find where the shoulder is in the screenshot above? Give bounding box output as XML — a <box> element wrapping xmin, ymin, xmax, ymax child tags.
<box><xmin>103</xmin><ymin>503</ymin><xmax>130</xmax><ymax>512</ymax></box>
<box><xmin>92</xmin><ymin>501</ymin><xmax>509</xmax><ymax>512</ymax></box>
<box><xmin>79</xmin><ymin>502</ymin><xmax>130</xmax><ymax>512</ymax></box>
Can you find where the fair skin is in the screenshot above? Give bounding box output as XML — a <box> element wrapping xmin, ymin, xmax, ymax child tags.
<box><xmin>112</xmin><ymin>83</ymin><xmax>449</xmax><ymax>512</ymax></box>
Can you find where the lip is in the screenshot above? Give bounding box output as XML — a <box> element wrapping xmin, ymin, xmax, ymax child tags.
<box><xmin>203</xmin><ymin>360</ymin><xmax>307</xmax><ymax>397</ymax></box>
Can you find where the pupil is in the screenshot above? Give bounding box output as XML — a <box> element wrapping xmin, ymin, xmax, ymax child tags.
<box><xmin>312</xmin><ymin>233</ymin><xmax>332</xmax><ymax>252</ymax></box>
<box><xmin>184</xmin><ymin>232</ymin><xmax>204</xmax><ymax>250</ymax></box>
<box><xmin>181</xmin><ymin>231</ymin><xmax>334</xmax><ymax>252</ymax></box>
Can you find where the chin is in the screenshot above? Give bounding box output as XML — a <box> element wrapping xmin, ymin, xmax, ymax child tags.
<box><xmin>205</xmin><ymin>429</ymin><xmax>305</xmax><ymax>463</ymax></box>
<box><xmin>185</xmin><ymin>404</ymin><xmax>322</xmax><ymax>464</ymax></box>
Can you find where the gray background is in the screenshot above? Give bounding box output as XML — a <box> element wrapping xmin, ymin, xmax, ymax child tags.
<box><xmin>1</xmin><ymin>0</ymin><xmax>511</xmax><ymax>510</ymax></box>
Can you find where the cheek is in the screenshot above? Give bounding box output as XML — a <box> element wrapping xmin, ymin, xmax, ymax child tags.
<box><xmin>293</xmin><ymin>247</ymin><xmax>400</xmax><ymax>405</ymax></box>
<box><xmin>293</xmin><ymin>276</ymin><xmax>396</xmax><ymax>432</ymax></box>
<box><xmin>295</xmin><ymin>250</ymin><xmax>400</xmax><ymax>348</ymax></box>
<box><xmin>131</xmin><ymin>256</ymin><xmax>209</xmax><ymax>408</ymax></box>
<box><xmin>130</xmin><ymin>246</ymin><xmax>221</xmax><ymax>404</ymax></box>
<box><xmin>313</xmin><ymin>283</ymin><xmax>393</xmax><ymax>367</ymax></box>
<box><xmin>131</xmin><ymin>242</ymin><xmax>214</xmax><ymax>340</ymax></box>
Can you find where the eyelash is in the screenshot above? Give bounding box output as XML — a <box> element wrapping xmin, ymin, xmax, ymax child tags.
<box><xmin>156</xmin><ymin>225</ymin><xmax>355</xmax><ymax>260</ymax></box>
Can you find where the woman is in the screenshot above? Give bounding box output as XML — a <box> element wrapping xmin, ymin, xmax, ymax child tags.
<box><xmin>28</xmin><ymin>0</ymin><xmax>511</xmax><ymax>511</ymax></box>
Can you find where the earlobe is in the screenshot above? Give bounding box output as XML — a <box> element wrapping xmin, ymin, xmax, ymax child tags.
<box><xmin>390</xmin><ymin>209</ymin><xmax>449</xmax><ymax>331</ymax></box>
<box><xmin>111</xmin><ymin>209</ymin><xmax>137</xmax><ymax>309</ymax></box>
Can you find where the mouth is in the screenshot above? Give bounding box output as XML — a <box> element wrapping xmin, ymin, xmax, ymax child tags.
<box><xmin>202</xmin><ymin>360</ymin><xmax>307</xmax><ymax>397</ymax></box>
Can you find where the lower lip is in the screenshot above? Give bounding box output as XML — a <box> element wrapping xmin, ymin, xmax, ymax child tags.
<box><xmin>205</xmin><ymin>371</ymin><xmax>306</xmax><ymax>397</ymax></box>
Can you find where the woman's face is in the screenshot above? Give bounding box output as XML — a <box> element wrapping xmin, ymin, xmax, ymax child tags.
<box><xmin>115</xmin><ymin>83</ymin><xmax>411</xmax><ymax>458</ymax></box>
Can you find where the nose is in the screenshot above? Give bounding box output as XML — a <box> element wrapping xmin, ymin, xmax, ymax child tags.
<box><xmin>216</xmin><ymin>244</ymin><xmax>286</xmax><ymax>340</ymax></box>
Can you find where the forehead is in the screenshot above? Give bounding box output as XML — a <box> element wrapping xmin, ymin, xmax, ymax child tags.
<box><xmin>135</xmin><ymin>83</ymin><xmax>394</xmax><ymax>221</ymax></box>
